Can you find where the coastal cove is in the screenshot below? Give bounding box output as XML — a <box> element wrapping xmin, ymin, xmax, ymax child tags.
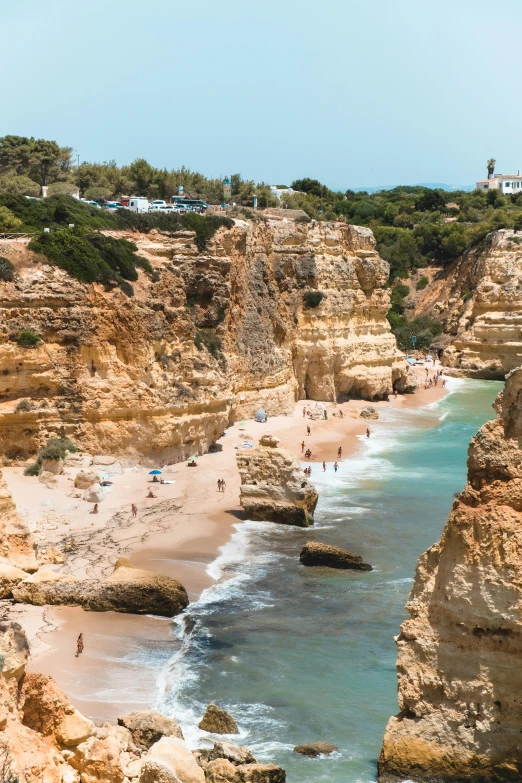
<box><xmin>158</xmin><ymin>378</ymin><xmax>500</xmax><ymax>783</ymax></box>
<box><xmin>11</xmin><ymin>377</ymin><xmax>499</xmax><ymax>783</ymax></box>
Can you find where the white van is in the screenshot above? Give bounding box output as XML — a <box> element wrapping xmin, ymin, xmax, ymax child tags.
<box><xmin>128</xmin><ymin>197</ymin><xmax>149</xmax><ymax>213</ymax></box>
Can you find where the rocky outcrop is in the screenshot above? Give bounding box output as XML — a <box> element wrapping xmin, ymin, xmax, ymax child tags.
<box><xmin>236</xmin><ymin>437</ymin><xmax>318</xmax><ymax>526</ymax></box>
<box><xmin>0</xmin><ymin>220</ymin><xmax>410</xmax><ymax>463</ymax></box>
<box><xmin>408</xmin><ymin>230</ymin><xmax>522</xmax><ymax>379</ymax></box>
<box><xmin>194</xmin><ymin>743</ymin><xmax>256</xmax><ymax>769</ymax></box>
<box><xmin>139</xmin><ymin>737</ymin><xmax>205</xmax><ymax>783</ymax></box>
<box><xmin>379</xmin><ymin>367</ymin><xmax>522</xmax><ymax>782</ymax></box>
<box><xmin>198</xmin><ymin>705</ymin><xmax>239</xmax><ymax>735</ymax></box>
<box><xmin>118</xmin><ymin>711</ymin><xmax>184</xmax><ymax>749</ymax></box>
<box><xmin>12</xmin><ymin>558</ymin><xmax>189</xmax><ymax>617</ymax></box>
<box><xmin>74</xmin><ymin>470</ymin><xmax>100</xmax><ymax>489</ymax></box>
<box><xmin>299</xmin><ymin>541</ymin><xmax>372</xmax><ymax>570</ymax></box>
<box><xmin>293</xmin><ymin>742</ymin><xmax>338</xmax><ymax>757</ymax></box>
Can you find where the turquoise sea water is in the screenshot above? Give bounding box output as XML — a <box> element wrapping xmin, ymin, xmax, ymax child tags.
<box><xmin>159</xmin><ymin>378</ymin><xmax>501</xmax><ymax>783</ymax></box>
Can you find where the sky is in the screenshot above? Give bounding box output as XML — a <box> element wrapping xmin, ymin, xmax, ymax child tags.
<box><xmin>3</xmin><ymin>0</ymin><xmax>522</xmax><ymax>190</ymax></box>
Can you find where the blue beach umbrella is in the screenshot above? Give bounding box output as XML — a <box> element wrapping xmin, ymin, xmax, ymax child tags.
<box><xmin>149</xmin><ymin>469</ymin><xmax>162</xmax><ymax>475</ymax></box>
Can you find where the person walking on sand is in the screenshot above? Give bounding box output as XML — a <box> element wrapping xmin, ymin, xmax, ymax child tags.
<box><xmin>302</xmin><ymin>406</ymin><xmax>306</xmax><ymax>417</ymax></box>
<box><xmin>307</xmin><ymin>425</ymin><xmax>311</xmax><ymax>436</ymax></box>
<box><xmin>337</xmin><ymin>446</ymin><xmax>342</xmax><ymax>458</ymax></box>
<box><xmin>131</xmin><ymin>503</ymin><xmax>137</xmax><ymax>517</ymax></box>
<box><xmin>217</xmin><ymin>479</ymin><xmax>222</xmax><ymax>492</ymax></box>
<box><xmin>301</xmin><ymin>441</ymin><xmax>305</xmax><ymax>453</ymax></box>
<box><xmin>93</xmin><ymin>503</ymin><xmax>98</xmax><ymax>514</ymax></box>
<box><xmin>333</xmin><ymin>461</ymin><xmax>339</xmax><ymax>473</ymax></box>
<box><xmin>76</xmin><ymin>633</ymin><xmax>84</xmax><ymax>656</ymax></box>
<box><xmin>366</xmin><ymin>428</ymin><xmax>370</xmax><ymax>438</ymax></box>
<box><xmin>394</xmin><ymin>388</ymin><xmax>398</xmax><ymax>398</ymax></box>
<box><xmin>221</xmin><ymin>479</ymin><xmax>226</xmax><ymax>492</ymax></box>
<box><xmin>323</xmin><ymin>461</ymin><xmax>326</xmax><ymax>472</ymax></box>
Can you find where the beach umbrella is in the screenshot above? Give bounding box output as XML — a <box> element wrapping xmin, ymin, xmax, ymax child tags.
<box><xmin>188</xmin><ymin>456</ymin><xmax>197</xmax><ymax>461</ymax></box>
<box><xmin>149</xmin><ymin>469</ymin><xmax>162</xmax><ymax>475</ymax></box>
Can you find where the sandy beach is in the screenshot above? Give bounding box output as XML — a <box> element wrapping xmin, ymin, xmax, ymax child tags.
<box><xmin>2</xmin><ymin>364</ymin><xmax>447</xmax><ymax>724</ymax></box>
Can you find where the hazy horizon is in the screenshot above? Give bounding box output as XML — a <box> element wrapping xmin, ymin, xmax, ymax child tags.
<box><xmin>3</xmin><ymin>0</ymin><xmax>521</xmax><ymax>190</ymax></box>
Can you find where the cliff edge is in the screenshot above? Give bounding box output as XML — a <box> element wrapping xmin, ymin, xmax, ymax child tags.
<box><xmin>0</xmin><ymin>218</ymin><xmax>410</xmax><ymax>462</ymax></box>
<box><xmin>379</xmin><ymin>367</ymin><xmax>522</xmax><ymax>782</ymax></box>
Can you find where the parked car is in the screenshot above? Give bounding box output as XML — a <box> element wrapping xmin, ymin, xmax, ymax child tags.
<box><xmin>128</xmin><ymin>197</ymin><xmax>149</xmax><ymax>213</ymax></box>
<box><xmin>82</xmin><ymin>200</ymin><xmax>101</xmax><ymax>208</ymax></box>
<box><xmin>150</xmin><ymin>200</ymin><xmax>167</xmax><ymax>207</ymax></box>
<box><xmin>104</xmin><ymin>201</ymin><xmax>127</xmax><ymax>212</ymax></box>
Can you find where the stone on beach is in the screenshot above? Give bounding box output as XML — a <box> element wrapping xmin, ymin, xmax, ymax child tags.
<box><xmin>293</xmin><ymin>742</ymin><xmax>338</xmax><ymax>757</ymax></box>
<box><xmin>74</xmin><ymin>470</ymin><xmax>101</xmax><ymax>489</ymax></box>
<box><xmin>41</xmin><ymin>457</ymin><xmax>64</xmax><ymax>475</ymax></box>
<box><xmin>83</xmin><ymin>482</ymin><xmax>106</xmax><ymax>503</ymax></box>
<box><xmin>359</xmin><ymin>406</ymin><xmax>378</xmax><ymax>419</ymax></box>
<box><xmin>198</xmin><ymin>704</ymin><xmax>239</xmax><ymax>735</ymax></box>
<box><xmin>236</xmin><ymin>439</ymin><xmax>318</xmax><ymax>527</ymax></box>
<box><xmin>299</xmin><ymin>541</ymin><xmax>372</xmax><ymax>570</ymax></box>
<box><xmin>118</xmin><ymin>710</ymin><xmax>184</xmax><ymax>749</ymax></box>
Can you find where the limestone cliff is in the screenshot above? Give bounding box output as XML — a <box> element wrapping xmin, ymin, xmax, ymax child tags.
<box><xmin>379</xmin><ymin>367</ymin><xmax>522</xmax><ymax>783</ymax></box>
<box><xmin>410</xmin><ymin>230</ymin><xmax>522</xmax><ymax>379</ymax></box>
<box><xmin>0</xmin><ymin>218</ymin><xmax>408</xmax><ymax>461</ymax></box>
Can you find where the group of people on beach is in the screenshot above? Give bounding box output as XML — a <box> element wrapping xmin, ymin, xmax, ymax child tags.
<box><xmin>217</xmin><ymin>479</ymin><xmax>227</xmax><ymax>492</ymax></box>
<box><xmin>424</xmin><ymin>368</ymin><xmax>446</xmax><ymax>390</ymax></box>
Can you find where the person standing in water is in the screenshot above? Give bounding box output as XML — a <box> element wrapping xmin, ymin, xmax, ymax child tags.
<box><xmin>333</xmin><ymin>462</ymin><xmax>339</xmax><ymax>473</ymax></box>
<box><xmin>366</xmin><ymin>428</ymin><xmax>370</xmax><ymax>438</ymax></box>
<box><xmin>322</xmin><ymin>461</ymin><xmax>326</xmax><ymax>472</ymax></box>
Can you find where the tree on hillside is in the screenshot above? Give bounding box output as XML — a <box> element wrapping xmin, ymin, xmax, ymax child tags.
<box><xmin>291</xmin><ymin>178</ymin><xmax>329</xmax><ymax>198</ymax></box>
<box><xmin>487</xmin><ymin>158</ymin><xmax>496</xmax><ymax>179</ymax></box>
<box><xmin>0</xmin><ymin>136</ymin><xmax>72</xmax><ymax>189</ymax></box>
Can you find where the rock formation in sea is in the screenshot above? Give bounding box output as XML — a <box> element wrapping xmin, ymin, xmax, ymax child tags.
<box><xmin>409</xmin><ymin>229</ymin><xmax>522</xmax><ymax>379</ymax></box>
<box><xmin>0</xmin><ymin>621</ymin><xmax>285</xmax><ymax>783</ymax></box>
<box><xmin>379</xmin><ymin>366</ymin><xmax>522</xmax><ymax>782</ymax></box>
<box><xmin>0</xmin><ymin>217</ymin><xmax>412</xmax><ymax>462</ymax></box>
<box><xmin>299</xmin><ymin>541</ymin><xmax>372</xmax><ymax>570</ymax></box>
<box><xmin>236</xmin><ymin>435</ymin><xmax>318</xmax><ymax>526</ymax></box>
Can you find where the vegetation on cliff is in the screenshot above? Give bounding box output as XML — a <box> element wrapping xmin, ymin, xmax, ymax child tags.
<box><xmin>28</xmin><ymin>229</ymin><xmax>152</xmax><ymax>296</ymax></box>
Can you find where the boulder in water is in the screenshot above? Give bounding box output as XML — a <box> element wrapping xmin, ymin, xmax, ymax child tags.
<box><xmin>198</xmin><ymin>704</ymin><xmax>238</xmax><ymax>735</ymax></box>
<box><xmin>359</xmin><ymin>406</ymin><xmax>378</xmax><ymax>419</ymax></box>
<box><xmin>294</xmin><ymin>742</ymin><xmax>338</xmax><ymax>757</ymax></box>
<box><xmin>299</xmin><ymin>541</ymin><xmax>372</xmax><ymax>571</ymax></box>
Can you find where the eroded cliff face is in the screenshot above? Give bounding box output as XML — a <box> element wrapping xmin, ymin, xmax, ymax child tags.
<box><xmin>411</xmin><ymin>230</ymin><xmax>522</xmax><ymax>379</ymax></box>
<box><xmin>0</xmin><ymin>218</ymin><xmax>407</xmax><ymax>461</ymax></box>
<box><xmin>379</xmin><ymin>367</ymin><xmax>522</xmax><ymax>783</ymax></box>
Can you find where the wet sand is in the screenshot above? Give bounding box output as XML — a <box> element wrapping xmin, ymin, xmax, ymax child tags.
<box><xmin>6</xmin><ymin>364</ymin><xmax>447</xmax><ymax>722</ymax></box>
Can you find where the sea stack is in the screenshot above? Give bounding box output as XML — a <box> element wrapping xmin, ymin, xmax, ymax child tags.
<box><xmin>236</xmin><ymin>435</ymin><xmax>318</xmax><ymax>527</ymax></box>
<box><xmin>379</xmin><ymin>367</ymin><xmax>522</xmax><ymax>782</ymax></box>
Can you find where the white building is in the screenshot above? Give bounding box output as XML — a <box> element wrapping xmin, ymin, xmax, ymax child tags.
<box><xmin>476</xmin><ymin>172</ymin><xmax>522</xmax><ymax>193</ymax></box>
<box><xmin>270</xmin><ymin>186</ymin><xmax>297</xmax><ymax>200</ymax></box>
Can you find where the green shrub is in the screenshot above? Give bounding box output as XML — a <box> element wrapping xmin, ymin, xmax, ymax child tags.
<box><xmin>24</xmin><ymin>436</ymin><xmax>78</xmax><ymax>475</ymax></box>
<box><xmin>114</xmin><ymin>209</ymin><xmax>234</xmax><ymax>250</ymax></box>
<box><xmin>0</xmin><ymin>257</ymin><xmax>14</xmax><ymax>281</ymax></box>
<box><xmin>28</xmin><ymin>229</ymin><xmax>146</xmax><ymax>295</ymax></box>
<box><xmin>194</xmin><ymin>328</ymin><xmax>221</xmax><ymax>358</ymax></box>
<box><xmin>0</xmin><ymin>193</ymin><xmax>115</xmax><ymax>231</ymax></box>
<box><xmin>388</xmin><ymin>314</ymin><xmax>443</xmax><ymax>351</ymax></box>
<box><xmin>17</xmin><ymin>330</ymin><xmax>40</xmax><ymax>348</ymax></box>
<box><xmin>303</xmin><ymin>290</ymin><xmax>324</xmax><ymax>308</ymax></box>
<box><xmin>416</xmin><ymin>275</ymin><xmax>429</xmax><ymax>291</ymax></box>
<box><xmin>15</xmin><ymin>398</ymin><xmax>32</xmax><ymax>413</ymax></box>
<box><xmin>0</xmin><ymin>206</ymin><xmax>22</xmax><ymax>232</ymax></box>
